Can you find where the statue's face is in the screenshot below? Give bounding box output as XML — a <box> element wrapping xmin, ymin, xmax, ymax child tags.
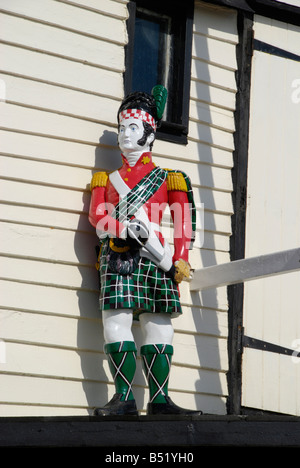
<box><xmin>118</xmin><ymin>117</ymin><xmax>154</xmax><ymax>154</ymax></box>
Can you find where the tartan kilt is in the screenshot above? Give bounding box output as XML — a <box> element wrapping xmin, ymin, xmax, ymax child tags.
<box><xmin>98</xmin><ymin>239</ymin><xmax>182</xmax><ymax>320</ymax></box>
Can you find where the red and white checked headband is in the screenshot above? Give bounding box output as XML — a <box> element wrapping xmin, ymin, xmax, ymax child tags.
<box><xmin>119</xmin><ymin>108</ymin><xmax>157</xmax><ymax>131</ymax></box>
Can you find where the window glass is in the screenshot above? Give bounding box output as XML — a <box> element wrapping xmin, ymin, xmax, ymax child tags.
<box><xmin>125</xmin><ymin>0</ymin><xmax>194</xmax><ymax>144</ymax></box>
<box><xmin>132</xmin><ymin>16</ymin><xmax>160</xmax><ymax>93</ymax></box>
<box><xmin>132</xmin><ymin>10</ymin><xmax>171</xmax><ymax>106</ymax></box>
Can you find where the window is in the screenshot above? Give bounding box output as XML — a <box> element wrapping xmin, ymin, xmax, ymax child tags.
<box><xmin>124</xmin><ymin>0</ymin><xmax>194</xmax><ymax>144</ymax></box>
<box><xmin>132</xmin><ymin>10</ymin><xmax>171</xmax><ymax>96</ymax></box>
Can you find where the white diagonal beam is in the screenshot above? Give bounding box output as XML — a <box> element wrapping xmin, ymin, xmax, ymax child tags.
<box><xmin>189</xmin><ymin>248</ymin><xmax>300</xmax><ymax>291</ymax></box>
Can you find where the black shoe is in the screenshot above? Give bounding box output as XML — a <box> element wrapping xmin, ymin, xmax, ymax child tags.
<box><xmin>93</xmin><ymin>393</ymin><xmax>138</xmax><ymax>416</ymax></box>
<box><xmin>147</xmin><ymin>396</ymin><xmax>202</xmax><ymax>416</ymax></box>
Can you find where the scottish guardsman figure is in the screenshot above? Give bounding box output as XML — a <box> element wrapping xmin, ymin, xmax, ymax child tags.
<box><xmin>89</xmin><ymin>86</ymin><xmax>202</xmax><ymax>416</ymax></box>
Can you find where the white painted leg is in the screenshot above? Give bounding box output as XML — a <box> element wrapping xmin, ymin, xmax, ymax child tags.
<box><xmin>139</xmin><ymin>313</ymin><xmax>174</xmax><ymax>346</ymax></box>
<box><xmin>102</xmin><ymin>308</ymin><xmax>134</xmax><ymax>344</ymax></box>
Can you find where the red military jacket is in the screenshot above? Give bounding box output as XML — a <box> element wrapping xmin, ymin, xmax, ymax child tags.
<box><xmin>88</xmin><ymin>152</ymin><xmax>192</xmax><ymax>264</ymax></box>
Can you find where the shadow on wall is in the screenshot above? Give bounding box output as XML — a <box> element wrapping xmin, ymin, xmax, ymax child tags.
<box><xmin>74</xmin><ymin>22</ymin><xmax>233</xmax><ymax>412</ymax></box>
<box><xmin>189</xmin><ymin>12</ymin><xmax>232</xmax><ymax>413</ymax></box>
<box><xmin>74</xmin><ymin>129</ymin><xmax>122</xmax><ymax>414</ymax></box>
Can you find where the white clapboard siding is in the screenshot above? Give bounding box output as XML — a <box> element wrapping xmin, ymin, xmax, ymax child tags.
<box><xmin>254</xmin><ymin>13</ymin><xmax>300</xmax><ymax>55</ymax></box>
<box><xmin>0</xmin><ymin>279</ymin><xmax>100</xmax><ymax>319</ymax></box>
<box><xmin>242</xmin><ymin>16</ymin><xmax>300</xmax><ymax>415</ymax></box>
<box><xmin>194</xmin><ymin>2</ymin><xmax>238</xmax><ymax>43</ymax></box>
<box><xmin>0</xmin><ymin>0</ymin><xmax>127</xmax><ymax>44</ymax></box>
<box><xmin>1</xmin><ymin>73</ymin><xmax>121</xmax><ymax>124</ymax></box>
<box><xmin>0</xmin><ymin>126</ymin><xmax>234</xmax><ymax>169</ymax></box>
<box><xmin>1</xmin><ymin>44</ymin><xmax>123</xmax><ymax>100</ymax></box>
<box><xmin>0</xmin><ymin>0</ymin><xmax>126</xmax><ymax>416</ymax></box>
<box><xmin>0</xmin><ymin>149</ymin><xmax>233</xmax><ymax>194</ymax></box>
<box><xmin>0</xmin><ymin>373</ymin><xmax>226</xmax><ymax>416</ymax></box>
<box><xmin>63</xmin><ymin>0</ymin><xmax>129</xmax><ymax>19</ymax></box>
<box><xmin>2</xmin><ymin>318</ymin><xmax>228</xmax><ymax>376</ymax></box>
<box><xmin>0</xmin><ymin>130</ymin><xmax>120</xmax><ymax>171</ymax></box>
<box><xmin>0</xmin><ymin>13</ymin><xmax>126</xmax><ymax>73</ymax></box>
<box><xmin>0</xmin><ymin>0</ymin><xmax>237</xmax><ymax>415</ymax></box>
<box><xmin>189</xmin><ymin>100</ymin><xmax>235</xmax><ymax>133</ymax></box>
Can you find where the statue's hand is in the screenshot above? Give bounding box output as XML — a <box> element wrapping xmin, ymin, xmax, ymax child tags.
<box><xmin>127</xmin><ymin>218</ymin><xmax>149</xmax><ymax>248</ymax></box>
<box><xmin>174</xmin><ymin>259</ymin><xmax>191</xmax><ymax>283</ymax></box>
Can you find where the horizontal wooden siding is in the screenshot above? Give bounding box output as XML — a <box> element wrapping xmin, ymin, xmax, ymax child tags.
<box><xmin>0</xmin><ymin>0</ymin><xmax>237</xmax><ymax>415</ymax></box>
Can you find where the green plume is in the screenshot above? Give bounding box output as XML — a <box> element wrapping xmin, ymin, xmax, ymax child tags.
<box><xmin>152</xmin><ymin>85</ymin><xmax>168</xmax><ymax>120</ymax></box>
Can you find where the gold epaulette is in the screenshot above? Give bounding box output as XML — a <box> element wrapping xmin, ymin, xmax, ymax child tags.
<box><xmin>90</xmin><ymin>171</ymin><xmax>108</xmax><ymax>191</ymax></box>
<box><xmin>165</xmin><ymin>170</ymin><xmax>188</xmax><ymax>192</ymax></box>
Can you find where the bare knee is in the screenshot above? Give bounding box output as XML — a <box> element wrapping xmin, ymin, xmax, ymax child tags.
<box><xmin>102</xmin><ymin>309</ymin><xmax>134</xmax><ymax>344</ymax></box>
<box><xmin>139</xmin><ymin>313</ymin><xmax>174</xmax><ymax>345</ymax></box>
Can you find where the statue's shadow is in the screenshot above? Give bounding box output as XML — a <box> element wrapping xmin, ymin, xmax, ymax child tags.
<box><xmin>74</xmin><ymin>129</ymin><xmax>123</xmax><ymax>414</ymax></box>
<box><xmin>94</xmin><ymin>130</ymin><xmax>122</xmax><ymax>171</ymax></box>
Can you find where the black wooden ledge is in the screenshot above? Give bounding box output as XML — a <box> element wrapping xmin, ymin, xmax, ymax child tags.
<box><xmin>1</xmin><ymin>414</ymin><xmax>300</xmax><ymax>448</ymax></box>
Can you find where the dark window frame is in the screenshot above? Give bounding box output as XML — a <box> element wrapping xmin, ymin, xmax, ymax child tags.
<box><xmin>124</xmin><ymin>0</ymin><xmax>194</xmax><ymax>145</ymax></box>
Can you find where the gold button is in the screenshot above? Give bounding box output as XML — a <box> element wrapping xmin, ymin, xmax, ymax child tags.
<box><xmin>127</xmin><ymin>168</ymin><xmax>131</xmax><ymax>172</ymax></box>
<box><xmin>124</xmin><ymin>178</ymin><xmax>128</xmax><ymax>181</ymax></box>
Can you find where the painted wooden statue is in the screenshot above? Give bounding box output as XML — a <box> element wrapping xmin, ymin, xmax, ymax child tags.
<box><xmin>89</xmin><ymin>86</ymin><xmax>202</xmax><ymax>416</ymax></box>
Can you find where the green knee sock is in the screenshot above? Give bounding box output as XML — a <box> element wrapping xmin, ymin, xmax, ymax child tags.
<box><xmin>105</xmin><ymin>341</ymin><xmax>137</xmax><ymax>402</ymax></box>
<box><xmin>141</xmin><ymin>344</ymin><xmax>174</xmax><ymax>403</ymax></box>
